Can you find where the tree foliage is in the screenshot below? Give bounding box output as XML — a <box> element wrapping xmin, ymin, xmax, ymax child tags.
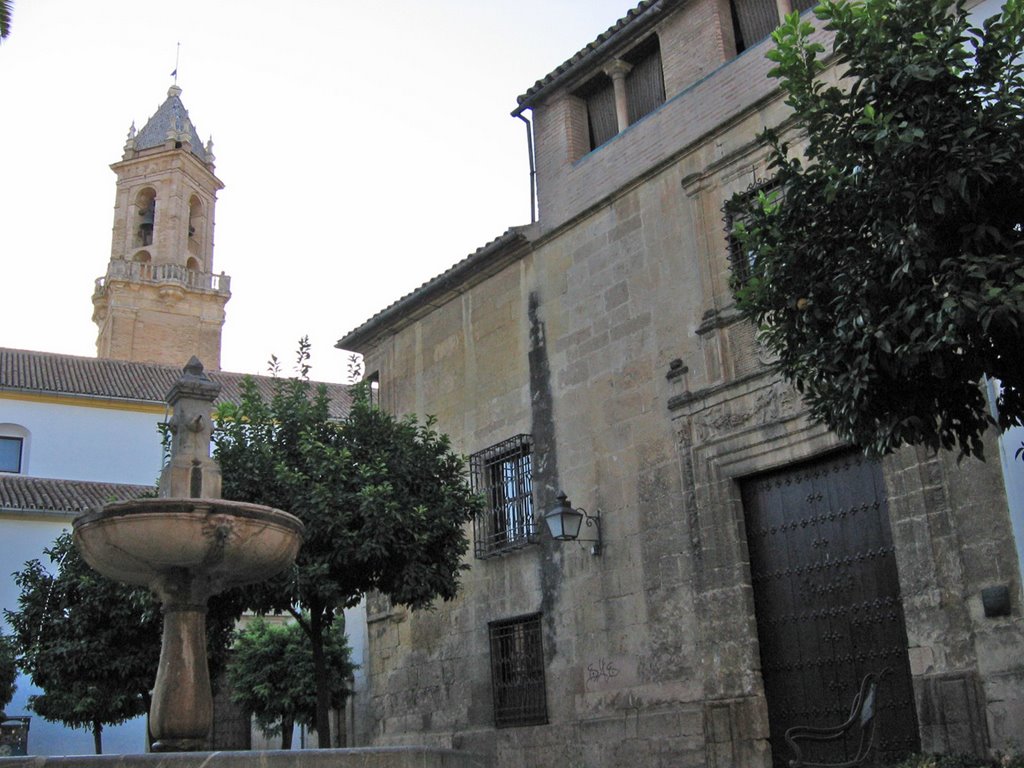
<box><xmin>0</xmin><ymin>634</ymin><xmax>16</xmax><ymax>714</ymax></box>
<box><xmin>0</xmin><ymin>0</ymin><xmax>11</xmax><ymax>42</ymax></box>
<box><xmin>727</xmin><ymin>0</ymin><xmax>1024</xmax><ymax>458</ymax></box>
<box><xmin>213</xmin><ymin>340</ymin><xmax>483</xmax><ymax>744</ymax></box>
<box><xmin>4</xmin><ymin>532</ymin><xmax>241</xmax><ymax>754</ymax></box>
<box><xmin>5</xmin><ymin>533</ymin><xmax>160</xmax><ymax>753</ymax></box>
<box><xmin>226</xmin><ymin>617</ymin><xmax>355</xmax><ymax>749</ymax></box>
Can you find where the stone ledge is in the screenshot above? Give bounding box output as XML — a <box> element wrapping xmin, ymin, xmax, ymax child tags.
<box><xmin>0</xmin><ymin>747</ymin><xmax>488</xmax><ymax>768</ymax></box>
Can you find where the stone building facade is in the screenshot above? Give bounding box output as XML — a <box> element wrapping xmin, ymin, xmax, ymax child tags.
<box><xmin>92</xmin><ymin>85</ymin><xmax>230</xmax><ymax>370</ymax></box>
<box><xmin>338</xmin><ymin>1</ymin><xmax>1024</xmax><ymax>766</ymax></box>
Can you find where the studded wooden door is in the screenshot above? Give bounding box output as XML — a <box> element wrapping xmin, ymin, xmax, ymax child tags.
<box><xmin>741</xmin><ymin>451</ymin><xmax>919</xmax><ymax>767</ymax></box>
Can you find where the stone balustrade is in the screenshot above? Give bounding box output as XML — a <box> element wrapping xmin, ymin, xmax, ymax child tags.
<box><xmin>94</xmin><ymin>261</ymin><xmax>231</xmax><ymax>296</ymax></box>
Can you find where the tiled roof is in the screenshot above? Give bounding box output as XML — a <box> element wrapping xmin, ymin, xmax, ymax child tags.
<box><xmin>514</xmin><ymin>0</ymin><xmax>678</xmax><ymax>111</ymax></box>
<box><xmin>0</xmin><ymin>475</ymin><xmax>154</xmax><ymax>515</ymax></box>
<box><xmin>337</xmin><ymin>228</ymin><xmax>532</xmax><ymax>350</ymax></box>
<box><xmin>134</xmin><ymin>85</ymin><xmax>209</xmax><ymax>163</ymax></box>
<box><xmin>0</xmin><ymin>348</ymin><xmax>351</xmax><ymax>419</ymax></box>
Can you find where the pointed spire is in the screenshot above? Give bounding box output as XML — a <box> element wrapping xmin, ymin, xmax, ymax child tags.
<box><xmin>134</xmin><ymin>85</ymin><xmax>209</xmax><ymax>163</ymax></box>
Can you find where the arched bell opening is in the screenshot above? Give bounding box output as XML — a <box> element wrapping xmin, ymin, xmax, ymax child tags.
<box><xmin>187</xmin><ymin>195</ymin><xmax>204</xmax><ymax>258</ymax></box>
<box><xmin>135</xmin><ymin>188</ymin><xmax>157</xmax><ymax>247</ymax></box>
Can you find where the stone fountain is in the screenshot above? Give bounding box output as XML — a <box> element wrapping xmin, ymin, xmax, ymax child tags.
<box><xmin>73</xmin><ymin>358</ymin><xmax>305</xmax><ymax>752</ymax></box>
<box><xmin>0</xmin><ymin>359</ymin><xmax>485</xmax><ymax>767</ymax></box>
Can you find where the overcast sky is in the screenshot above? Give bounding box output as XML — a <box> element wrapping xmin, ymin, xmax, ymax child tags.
<box><xmin>1</xmin><ymin>0</ymin><xmax>634</xmax><ymax>381</ymax></box>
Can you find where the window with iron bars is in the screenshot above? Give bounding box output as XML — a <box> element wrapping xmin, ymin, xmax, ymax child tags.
<box><xmin>488</xmin><ymin>613</ymin><xmax>548</xmax><ymax>728</ymax></box>
<box><xmin>723</xmin><ymin>178</ymin><xmax>780</xmax><ymax>284</ymax></box>
<box><xmin>470</xmin><ymin>435</ymin><xmax>537</xmax><ymax>559</ymax></box>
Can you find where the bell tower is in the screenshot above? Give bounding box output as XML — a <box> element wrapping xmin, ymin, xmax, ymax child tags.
<box><xmin>92</xmin><ymin>85</ymin><xmax>231</xmax><ymax>370</ymax></box>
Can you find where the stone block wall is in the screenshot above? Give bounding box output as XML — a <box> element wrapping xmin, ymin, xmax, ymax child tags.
<box><xmin>347</xmin><ymin>1</ymin><xmax>1024</xmax><ymax>764</ymax></box>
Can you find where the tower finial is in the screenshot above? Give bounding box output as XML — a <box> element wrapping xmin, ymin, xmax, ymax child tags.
<box><xmin>171</xmin><ymin>41</ymin><xmax>181</xmax><ymax>86</ymax></box>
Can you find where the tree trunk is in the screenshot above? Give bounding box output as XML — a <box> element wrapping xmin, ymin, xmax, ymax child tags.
<box><xmin>92</xmin><ymin>720</ymin><xmax>103</xmax><ymax>755</ymax></box>
<box><xmin>309</xmin><ymin>610</ymin><xmax>331</xmax><ymax>747</ymax></box>
<box><xmin>280</xmin><ymin>715</ymin><xmax>294</xmax><ymax>750</ymax></box>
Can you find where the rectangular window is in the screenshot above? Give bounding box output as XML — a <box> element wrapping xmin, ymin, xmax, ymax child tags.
<box><xmin>730</xmin><ymin>0</ymin><xmax>781</xmax><ymax>54</ymax></box>
<box><xmin>724</xmin><ymin>179</ymin><xmax>779</xmax><ymax>283</ymax></box>
<box><xmin>576</xmin><ymin>36</ymin><xmax>665</xmax><ymax>153</ymax></box>
<box><xmin>0</xmin><ymin>436</ymin><xmax>23</xmax><ymax>473</ymax></box>
<box><xmin>624</xmin><ymin>36</ymin><xmax>665</xmax><ymax>125</ymax></box>
<box><xmin>488</xmin><ymin>613</ymin><xmax>547</xmax><ymax>728</ymax></box>
<box><xmin>580</xmin><ymin>74</ymin><xmax>618</xmax><ymax>151</ymax></box>
<box><xmin>366</xmin><ymin>371</ymin><xmax>380</xmax><ymax>408</ymax></box>
<box><xmin>470</xmin><ymin>435</ymin><xmax>537</xmax><ymax>559</ymax></box>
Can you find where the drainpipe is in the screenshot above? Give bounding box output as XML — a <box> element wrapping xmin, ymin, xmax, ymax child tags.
<box><xmin>516</xmin><ymin>112</ymin><xmax>537</xmax><ymax>223</ymax></box>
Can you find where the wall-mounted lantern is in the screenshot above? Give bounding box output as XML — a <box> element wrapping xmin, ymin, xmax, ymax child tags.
<box><xmin>543</xmin><ymin>491</ymin><xmax>602</xmax><ymax>556</ymax></box>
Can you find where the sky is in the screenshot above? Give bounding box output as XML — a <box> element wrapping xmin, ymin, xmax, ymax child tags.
<box><xmin>1</xmin><ymin>0</ymin><xmax>636</xmax><ymax>382</ymax></box>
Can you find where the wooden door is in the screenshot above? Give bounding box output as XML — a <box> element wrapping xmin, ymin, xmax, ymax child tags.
<box><xmin>742</xmin><ymin>451</ymin><xmax>919</xmax><ymax>766</ymax></box>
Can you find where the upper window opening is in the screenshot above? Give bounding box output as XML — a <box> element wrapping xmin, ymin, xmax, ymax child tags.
<box><xmin>577</xmin><ymin>73</ymin><xmax>617</xmax><ymax>151</ymax></box>
<box><xmin>366</xmin><ymin>371</ymin><xmax>381</xmax><ymax>409</ymax></box>
<box><xmin>729</xmin><ymin>0</ymin><xmax>784</xmax><ymax>54</ymax></box>
<box><xmin>623</xmin><ymin>35</ymin><xmax>665</xmax><ymax>125</ymax></box>
<box><xmin>471</xmin><ymin>435</ymin><xmax>537</xmax><ymax>559</ymax></box>
<box><xmin>0</xmin><ymin>436</ymin><xmax>24</xmax><ymax>473</ymax></box>
<box><xmin>574</xmin><ymin>35</ymin><xmax>665</xmax><ymax>153</ymax></box>
<box><xmin>188</xmin><ymin>195</ymin><xmax>203</xmax><ymax>256</ymax></box>
<box><xmin>136</xmin><ymin>188</ymin><xmax>156</xmax><ymax>247</ymax></box>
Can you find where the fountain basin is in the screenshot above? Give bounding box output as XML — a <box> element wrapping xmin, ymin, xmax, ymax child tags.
<box><xmin>74</xmin><ymin>498</ymin><xmax>304</xmax><ymax>591</ymax></box>
<box><xmin>73</xmin><ymin>497</ymin><xmax>304</xmax><ymax>751</ymax></box>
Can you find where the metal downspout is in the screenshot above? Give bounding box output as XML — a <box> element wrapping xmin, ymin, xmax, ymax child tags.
<box><xmin>517</xmin><ymin>112</ymin><xmax>537</xmax><ymax>223</ymax></box>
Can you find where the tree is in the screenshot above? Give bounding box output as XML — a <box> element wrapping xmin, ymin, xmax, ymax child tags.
<box><xmin>0</xmin><ymin>0</ymin><xmax>11</xmax><ymax>42</ymax></box>
<box><xmin>4</xmin><ymin>532</ymin><xmax>240</xmax><ymax>754</ymax></box>
<box><xmin>226</xmin><ymin>617</ymin><xmax>355</xmax><ymax>749</ymax></box>
<box><xmin>727</xmin><ymin>0</ymin><xmax>1024</xmax><ymax>459</ymax></box>
<box><xmin>0</xmin><ymin>634</ymin><xmax>16</xmax><ymax>715</ymax></box>
<box><xmin>213</xmin><ymin>340</ymin><xmax>483</xmax><ymax>745</ymax></box>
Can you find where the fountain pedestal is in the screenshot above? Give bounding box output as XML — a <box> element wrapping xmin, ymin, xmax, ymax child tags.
<box><xmin>73</xmin><ymin>359</ymin><xmax>304</xmax><ymax>752</ymax></box>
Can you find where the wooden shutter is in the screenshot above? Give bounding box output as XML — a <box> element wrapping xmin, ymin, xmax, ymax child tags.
<box><xmin>626</xmin><ymin>38</ymin><xmax>665</xmax><ymax>124</ymax></box>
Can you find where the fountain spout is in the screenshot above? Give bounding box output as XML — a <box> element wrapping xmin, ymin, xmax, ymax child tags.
<box><xmin>160</xmin><ymin>356</ymin><xmax>222</xmax><ymax>499</ymax></box>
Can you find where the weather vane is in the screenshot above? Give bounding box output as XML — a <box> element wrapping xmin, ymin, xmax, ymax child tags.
<box><xmin>171</xmin><ymin>42</ymin><xmax>180</xmax><ymax>85</ymax></box>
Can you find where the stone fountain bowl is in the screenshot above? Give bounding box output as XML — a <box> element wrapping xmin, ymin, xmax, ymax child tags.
<box><xmin>74</xmin><ymin>498</ymin><xmax>304</xmax><ymax>589</ymax></box>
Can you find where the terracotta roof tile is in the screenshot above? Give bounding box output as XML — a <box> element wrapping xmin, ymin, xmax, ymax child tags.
<box><xmin>0</xmin><ymin>475</ymin><xmax>154</xmax><ymax>515</ymax></box>
<box><xmin>0</xmin><ymin>348</ymin><xmax>352</xmax><ymax>419</ymax></box>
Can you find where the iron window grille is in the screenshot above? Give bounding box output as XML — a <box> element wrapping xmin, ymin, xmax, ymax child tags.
<box><xmin>723</xmin><ymin>178</ymin><xmax>780</xmax><ymax>284</ymax></box>
<box><xmin>470</xmin><ymin>435</ymin><xmax>537</xmax><ymax>559</ymax></box>
<box><xmin>0</xmin><ymin>436</ymin><xmax>23</xmax><ymax>473</ymax></box>
<box><xmin>488</xmin><ymin>613</ymin><xmax>548</xmax><ymax>728</ymax></box>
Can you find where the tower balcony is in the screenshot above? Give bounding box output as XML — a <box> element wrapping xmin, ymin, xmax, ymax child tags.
<box><xmin>93</xmin><ymin>261</ymin><xmax>231</xmax><ymax>299</ymax></box>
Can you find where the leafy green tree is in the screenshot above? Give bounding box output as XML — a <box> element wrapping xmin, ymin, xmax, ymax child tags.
<box><xmin>5</xmin><ymin>532</ymin><xmax>241</xmax><ymax>754</ymax></box>
<box><xmin>0</xmin><ymin>0</ymin><xmax>12</xmax><ymax>42</ymax></box>
<box><xmin>0</xmin><ymin>634</ymin><xmax>16</xmax><ymax>715</ymax></box>
<box><xmin>226</xmin><ymin>617</ymin><xmax>355</xmax><ymax>749</ymax></box>
<box><xmin>213</xmin><ymin>340</ymin><xmax>483</xmax><ymax>745</ymax></box>
<box><xmin>727</xmin><ymin>0</ymin><xmax>1024</xmax><ymax>458</ymax></box>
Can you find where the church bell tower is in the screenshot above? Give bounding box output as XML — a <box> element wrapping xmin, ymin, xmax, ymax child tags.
<box><xmin>92</xmin><ymin>85</ymin><xmax>230</xmax><ymax>370</ymax></box>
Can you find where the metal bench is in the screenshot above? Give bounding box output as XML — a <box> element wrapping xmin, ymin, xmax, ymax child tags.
<box><xmin>785</xmin><ymin>669</ymin><xmax>888</xmax><ymax>768</ymax></box>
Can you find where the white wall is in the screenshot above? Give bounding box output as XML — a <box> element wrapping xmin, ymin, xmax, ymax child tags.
<box><xmin>996</xmin><ymin>426</ymin><xmax>1024</xmax><ymax>583</ymax></box>
<box><xmin>1</xmin><ymin>515</ymin><xmax>148</xmax><ymax>756</ymax></box>
<box><xmin>0</xmin><ymin>395</ymin><xmax>161</xmax><ymax>754</ymax></box>
<box><xmin>0</xmin><ymin>397</ymin><xmax>165</xmax><ymax>485</ymax></box>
